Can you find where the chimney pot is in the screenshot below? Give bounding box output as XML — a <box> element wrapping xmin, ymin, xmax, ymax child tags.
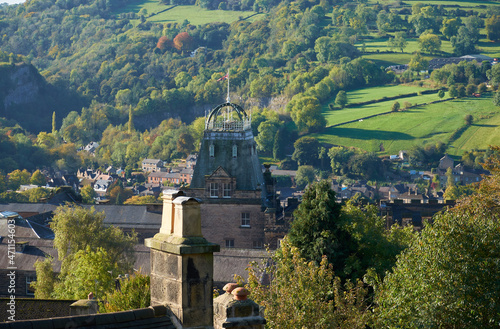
<box><xmin>223</xmin><ymin>283</ymin><xmax>239</xmax><ymax>294</ymax></box>
<box><xmin>232</xmin><ymin>287</ymin><xmax>250</xmax><ymax>301</ymax></box>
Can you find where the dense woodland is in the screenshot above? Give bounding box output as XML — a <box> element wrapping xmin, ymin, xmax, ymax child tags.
<box><xmin>0</xmin><ymin>0</ymin><xmax>500</xmax><ymax>186</ymax></box>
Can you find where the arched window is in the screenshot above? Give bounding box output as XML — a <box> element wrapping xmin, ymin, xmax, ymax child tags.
<box><xmin>232</xmin><ymin>144</ymin><xmax>237</xmax><ymax>158</ymax></box>
<box><xmin>209</xmin><ymin>144</ymin><xmax>214</xmax><ymax>157</ymax></box>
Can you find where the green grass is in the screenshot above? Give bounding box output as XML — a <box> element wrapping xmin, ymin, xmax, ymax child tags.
<box><xmin>116</xmin><ymin>0</ymin><xmax>259</xmax><ymax>25</ymax></box>
<box><xmin>344</xmin><ymin>85</ymin><xmax>430</xmax><ymax>103</ymax></box>
<box><xmin>313</xmin><ymin>94</ymin><xmax>500</xmax><ymax>156</ymax></box>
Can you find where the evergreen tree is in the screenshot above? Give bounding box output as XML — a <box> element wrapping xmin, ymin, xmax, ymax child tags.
<box><xmin>52</xmin><ymin>111</ymin><xmax>57</xmax><ymax>134</ymax></box>
<box><xmin>287</xmin><ymin>181</ymin><xmax>355</xmax><ymax>277</ymax></box>
<box><xmin>128</xmin><ymin>106</ymin><xmax>134</xmax><ymax>134</ymax></box>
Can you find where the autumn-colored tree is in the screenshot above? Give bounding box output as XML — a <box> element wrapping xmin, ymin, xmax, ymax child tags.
<box><xmin>123</xmin><ymin>195</ymin><xmax>160</xmax><ymax>205</ymax></box>
<box><xmin>156</xmin><ymin>36</ymin><xmax>173</xmax><ymax>51</ymax></box>
<box><xmin>173</xmin><ymin>32</ymin><xmax>194</xmax><ymax>51</ymax></box>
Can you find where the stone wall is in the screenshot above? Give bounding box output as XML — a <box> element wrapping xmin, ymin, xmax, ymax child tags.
<box><xmin>0</xmin><ymin>298</ymin><xmax>75</xmax><ymax>322</ymax></box>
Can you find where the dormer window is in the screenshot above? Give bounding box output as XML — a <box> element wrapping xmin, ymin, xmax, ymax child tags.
<box><xmin>232</xmin><ymin>144</ymin><xmax>237</xmax><ymax>158</ymax></box>
<box><xmin>209</xmin><ymin>144</ymin><xmax>215</xmax><ymax>157</ymax></box>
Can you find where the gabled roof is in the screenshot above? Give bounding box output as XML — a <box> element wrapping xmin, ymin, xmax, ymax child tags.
<box><xmin>207</xmin><ymin>166</ymin><xmax>231</xmax><ymax>179</ymax></box>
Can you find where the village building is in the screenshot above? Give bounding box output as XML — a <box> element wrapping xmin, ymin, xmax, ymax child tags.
<box><xmin>141</xmin><ymin>158</ymin><xmax>164</xmax><ymax>173</ymax></box>
<box><xmin>186</xmin><ymin>102</ymin><xmax>270</xmax><ymax>250</ymax></box>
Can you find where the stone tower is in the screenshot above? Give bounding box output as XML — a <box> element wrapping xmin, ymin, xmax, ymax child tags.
<box><xmin>190</xmin><ymin>102</ymin><xmax>264</xmax><ymax>193</ymax></box>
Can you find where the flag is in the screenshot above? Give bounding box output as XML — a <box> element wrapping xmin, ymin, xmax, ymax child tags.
<box><xmin>217</xmin><ymin>74</ymin><xmax>228</xmax><ymax>81</ymax></box>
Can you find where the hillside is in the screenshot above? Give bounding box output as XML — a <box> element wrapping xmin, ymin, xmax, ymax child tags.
<box><xmin>0</xmin><ymin>62</ymin><xmax>86</xmax><ymax>133</ymax></box>
<box><xmin>0</xmin><ymin>0</ymin><xmax>499</xmax><ymax>173</ymax></box>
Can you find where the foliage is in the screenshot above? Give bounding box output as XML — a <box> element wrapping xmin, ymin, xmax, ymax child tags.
<box><xmin>485</xmin><ymin>15</ymin><xmax>500</xmax><ymax>41</ymax></box>
<box><xmin>291</xmin><ymin>136</ymin><xmax>319</xmax><ymax>166</ymax></box>
<box><xmin>101</xmin><ymin>272</ymin><xmax>151</xmax><ymax>312</ymax></box>
<box><xmin>495</xmin><ymin>91</ymin><xmax>500</xmax><ymax>107</ymax></box>
<box><xmin>34</xmin><ymin>205</ymin><xmax>137</xmax><ymax>299</ymax></box>
<box><xmin>335</xmin><ymin>90</ymin><xmax>348</xmax><ymax>108</ymax></box>
<box><xmin>123</xmin><ymin>195</ymin><xmax>161</xmax><ymax>204</ymax></box>
<box><xmin>246</xmin><ymin>238</ymin><xmax>371</xmax><ymax>329</ymax></box>
<box><xmin>408</xmin><ymin>52</ymin><xmax>428</xmax><ymax>74</ymax></box>
<box><xmin>391</xmin><ymin>101</ymin><xmax>400</xmax><ymax>112</ymax></box>
<box><xmin>32</xmin><ymin>257</ymin><xmax>56</xmax><ymax>299</ymax></box>
<box><xmin>80</xmin><ymin>185</ymin><xmax>97</xmax><ymax>204</ymax></box>
<box><xmin>295</xmin><ymin>165</ymin><xmax>316</xmax><ymax>189</ymax></box>
<box><xmin>7</xmin><ymin>169</ymin><xmax>31</xmax><ymax>190</ymax></box>
<box><xmin>288</xmin><ymin>181</ymin><xmax>354</xmax><ymax>276</ymax></box>
<box><xmin>30</xmin><ymin>170</ymin><xmax>46</xmax><ymax>186</ymax></box>
<box><xmin>418</xmin><ymin>33</ymin><xmax>441</xmax><ymax>55</ymax></box>
<box><xmin>376</xmin><ymin>148</ymin><xmax>500</xmax><ymax>327</ymax></box>
<box><xmin>388</xmin><ymin>32</ymin><xmax>408</xmax><ymax>53</ymax></box>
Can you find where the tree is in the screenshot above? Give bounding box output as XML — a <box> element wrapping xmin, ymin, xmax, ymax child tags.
<box><xmin>485</xmin><ymin>15</ymin><xmax>500</xmax><ymax>41</ymax></box>
<box><xmin>272</xmin><ymin>128</ymin><xmax>285</xmax><ymax>160</ymax></box>
<box><xmin>128</xmin><ymin>106</ymin><xmax>134</xmax><ymax>133</ymax></box>
<box><xmin>438</xmin><ymin>89</ymin><xmax>445</xmax><ymax>99</ymax></box>
<box><xmin>466</xmin><ymin>84</ymin><xmax>476</xmax><ymax>96</ymax></box>
<box><xmin>457</xmin><ymin>84</ymin><xmax>466</xmax><ymax>98</ymax></box>
<box><xmin>328</xmin><ymin>146</ymin><xmax>355</xmax><ymax>176</ymax></box>
<box><xmin>123</xmin><ymin>195</ymin><xmax>160</xmax><ymax>205</ymax></box>
<box><xmin>449</xmin><ymin>85</ymin><xmax>458</xmax><ymax>98</ymax></box>
<box><xmin>287</xmin><ymin>181</ymin><xmax>355</xmax><ymax>274</ymax></box>
<box><xmin>388</xmin><ymin>32</ymin><xmax>408</xmax><ymax>53</ymax></box>
<box><xmin>451</xmin><ymin>22</ymin><xmax>480</xmax><ymax>56</ymax></box>
<box><xmin>52</xmin><ymin>111</ymin><xmax>57</xmax><ymax>134</ymax></box>
<box><xmin>391</xmin><ymin>101</ymin><xmax>400</xmax><ymax>112</ymax></box>
<box><xmin>408</xmin><ymin>52</ymin><xmax>428</xmax><ymax>74</ymax></box>
<box><xmin>255</xmin><ymin>120</ymin><xmax>279</xmax><ymax>154</ymax></box>
<box><xmin>34</xmin><ymin>205</ymin><xmax>137</xmax><ymax>299</ymax></box>
<box><xmin>418</xmin><ymin>33</ymin><xmax>441</xmax><ymax>55</ymax></box>
<box><xmin>494</xmin><ymin>91</ymin><xmax>500</xmax><ymax>107</ymax></box>
<box><xmin>292</xmin><ymin>136</ymin><xmax>320</xmax><ymax>166</ymax></box>
<box><xmin>7</xmin><ymin>169</ymin><xmax>31</xmax><ymax>190</ymax></box>
<box><xmin>335</xmin><ymin>90</ymin><xmax>348</xmax><ymax>108</ymax></box>
<box><xmin>246</xmin><ymin>238</ymin><xmax>371</xmax><ymax>329</ymax></box>
<box><xmin>441</xmin><ymin>18</ymin><xmax>461</xmax><ymax>40</ymax></box>
<box><xmin>376</xmin><ymin>149</ymin><xmax>500</xmax><ymax>327</ymax></box>
<box><xmin>80</xmin><ymin>185</ymin><xmax>97</xmax><ymax>204</ymax></box>
<box><xmin>173</xmin><ymin>32</ymin><xmax>194</xmax><ymax>52</ymax></box>
<box><xmin>295</xmin><ymin>165</ymin><xmax>316</xmax><ymax>189</ymax></box>
<box><xmin>156</xmin><ymin>36</ymin><xmax>173</xmax><ymax>51</ymax></box>
<box><xmin>464</xmin><ymin>114</ymin><xmax>473</xmax><ymax>126</ymax></box>
<box><xmin>101</xmin><ymin>272</ymin><xmax>150</xmax><ymax>313</ymax></box>
<box><xmin>30</xmin><ymin>169</ymin><xmax>46</xmax><ymax>186</ymax></box>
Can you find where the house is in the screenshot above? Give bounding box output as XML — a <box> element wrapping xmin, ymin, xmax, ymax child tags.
<box><xmin>438</xmin><ymin>154</ymin><xmax>454</xmax><ymax>170</ymax></box>
<box><xmin>141</xmin><ymin>159</ymin><xmax>164</xmax><ymax>173</ymax></box>
<box><xmin>83</xmin><ymin>141</ymin><xmax>99</xmax><ymax>154</ymax></box>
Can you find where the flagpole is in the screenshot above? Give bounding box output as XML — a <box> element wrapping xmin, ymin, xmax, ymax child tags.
<box><xmin>226</xmin><ymin>70</ymin><xmax>230</xmax><ymax>103</ymax></box>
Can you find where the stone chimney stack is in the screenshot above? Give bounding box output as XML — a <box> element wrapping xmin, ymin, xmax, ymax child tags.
<box><xmin>145</xmin><ymin>191</ymin><xmax>220</xmax><ymax>329</ymax></box>
<box><xmin>213</xmin><ymin>285</ymin><xmax>266</xmax><ymax>329</ymax></box>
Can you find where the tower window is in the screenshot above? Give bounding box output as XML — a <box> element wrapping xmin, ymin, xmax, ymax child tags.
<box><xmin>223</xmin><ymin>183</ymin><xmax>231</xmax><ymax>198</ymax></box>
<box><xmin>225</xmin><ymin>239</ymin><xmax>234</xmax><ymax>248</ymax></box>
<box><xmin>209</xmin><ymin>144</ymin><xmax>215</xmax><ymax>157</ymax></box>
<box><xmin>241</xmin><ymin>212</ymin><xmax>250</xmax><ymax>227</ymax></box>
<box><xmin>209</xmin><ymin>183</ymin><xmax>219</xmax><ymax>198</ymax></box>
<box><xmin>232</xmin><ymin>144</ymin><xmax>237</xmax><ymax>158</ymax></box>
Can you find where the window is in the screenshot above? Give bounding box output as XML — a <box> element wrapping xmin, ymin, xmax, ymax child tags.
<box><xmin>225</xmin><ymin>239</ymin><xmax>234</xmax><ymax>248</ymax></box>
<box><xmin>253</xmin><ymin>240</ymin><xmax>263</xmax><ymax>249</ymax></box>
<box><xmin>223</xmin><ymin>183</ymin><xmax>231</xmax><ymax>198</ymax></box>
<box><xmin>26</xmin><ymin>276</ymin><xmax>35</xmax><ymax>296</ymax></box>
<box><xmin>209</xmin><ymin>183</ymin><xmax>219</xmax><ymax>198</ymax></box>
<box><xmin>209</xmin><ymin>144</ymin><xmax>215</xmax><ymax>157</ymax></box>
<box><xmin>241</xmin><ymin>212</ymin><xmax>250</xmax><ymax>227</ymax></box>
<box><xmin>232</xmin><ymin>144</ymin><xmax>237</xmax><ymax>158</ymax></box>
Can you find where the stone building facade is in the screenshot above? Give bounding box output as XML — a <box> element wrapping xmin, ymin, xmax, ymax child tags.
<box><xmin>187</xmin><ymin>102</ymin><xmax>267</xmax><ymax>250</ymax></box>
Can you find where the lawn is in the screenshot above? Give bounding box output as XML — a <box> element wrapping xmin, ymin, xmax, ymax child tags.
<box><xmin>115</xmin><ymin>0</ymin><xmax>259</xmax><ymax>25</ymax></box>
<box><xmin>313</xmin><ymin>94</ymin><xmax>500</xmax><ymax>156</ymax></box>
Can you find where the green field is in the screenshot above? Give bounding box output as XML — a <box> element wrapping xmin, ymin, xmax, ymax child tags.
<box><xmin>117</xmin><ymin>0</ymin><xmax>259</xmax><ymax>25</ymax></box>
<box><xmin>314</xmin><ymin>94</ymin><xmax>500</xmax><ymax>156</ymax></box>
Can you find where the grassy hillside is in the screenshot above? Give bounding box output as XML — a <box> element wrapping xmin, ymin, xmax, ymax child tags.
<box><xmin>117</xmin><ymin>0</ymin><xmax>259</xmax><ymax>25</ymax></box>
<box><xmin>314</xmin><ymin>93</ymin><xmax>500</xmax><ymax>156</ymax></box>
